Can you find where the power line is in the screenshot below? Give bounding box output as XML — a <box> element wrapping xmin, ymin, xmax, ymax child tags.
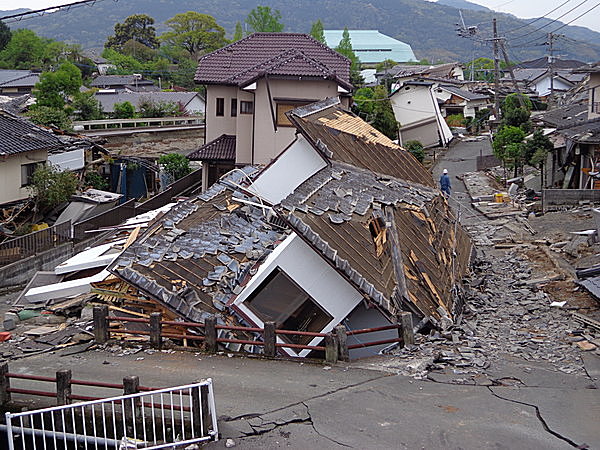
<box><xmin>502</xmin><ymin>0</ymin><xmax>574</xmax><ymax>34</ymax></box>
<box><xmin>0</xmin><ymin>0</ymin><xmax>112</xmax><ymax>23</ymax></box>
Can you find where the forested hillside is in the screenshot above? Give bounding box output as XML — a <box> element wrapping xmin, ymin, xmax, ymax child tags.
<box><xmin>2</xmin><ymin>0</ymin><xmax>600</xmax><ymax>62</ymax></box>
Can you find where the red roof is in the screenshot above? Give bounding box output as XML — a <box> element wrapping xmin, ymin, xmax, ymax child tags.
<box><xmin>195</xmin><ymin>33</ymin><xmax>351</xmax><ymax>89</ymax></box>
<box><xmin>187</xmin><ymin>134</ymin><xmax>236</xmax><ymax>161</ymax></box>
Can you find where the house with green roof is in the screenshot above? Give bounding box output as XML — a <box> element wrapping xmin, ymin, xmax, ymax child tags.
<box><xmin>323</xmin><ymin>30</ymin><xmax>416</xmax><ymax>65</ymax></box>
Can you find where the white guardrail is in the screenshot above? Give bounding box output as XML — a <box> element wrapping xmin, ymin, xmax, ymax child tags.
<box><xmin>4</xmin><ymin>380</ymin><xmax>218</xmax><ymax>449</ymax></box>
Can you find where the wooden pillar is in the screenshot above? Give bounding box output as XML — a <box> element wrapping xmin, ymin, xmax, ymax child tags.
<box><xmin>325</xmin><ymin>333</ymin><xmax>338</xmax><ymax>364</ymax></box>
<box><xmin>150</xmin><ymin>312</ymin><xmax>162</xmax><ymax>349</ymax></box>
<box><xmin>204</xmin><ymin>316</ymin><xmax>217</xmax><ymax>354</ymax></box>
<box><xmin>200</xmin><ymin>384</ymin><xmax>211</xmax><ymax>437</ymax></box>
<box><xmin>400</xmin><ymin>312</ymin><xmax>414</xmax><ymax>346</ymax></box>
<box><xmin>56</xmin><ymin>369</ymin><xmax>72</xmax><ymax>406</ymax></box>
<box><xmin>0</xmin><ymin>361</ymin><xmax>10</xmax><ymax>405</ymax></box>
<box><xmin>123</xmin><ymin>376</ymin><xmax>141</xmax><ymax>437</ymax></box>
<box><xmin>191</xmin><ymin>385</ymin><xmax>202</xmax><ymax>438</ymax></box>
<box><xmin>93</xmin><ymin>305</ymin><xmax>109</xmax><ymax>344</ymax></box>
<box><xmin>335</xmin><ymin>325</ymin><xmax>349</xmax><ymax>362</ymax></box>
<box><xmin>263</xmin><ymin>322</ymin><xmax>276</xmax><ymax>358</ymax></box>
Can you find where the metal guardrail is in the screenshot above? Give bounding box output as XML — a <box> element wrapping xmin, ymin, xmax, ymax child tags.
<box><xmin>0</xmin><ymin>221</ymin><xmax>71</xmax><ymax>265</ymax></box>
<box><xmin>4</xmin><ymin>380</ymin><xmax>218</xmax><ymax>449</ymax></box>
<box><xmin>73</xmin><ymin>116</ymin><xmax>204</xmax><ymax>131</ymax></box>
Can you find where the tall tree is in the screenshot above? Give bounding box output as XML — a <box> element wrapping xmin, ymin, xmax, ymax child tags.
<box><xmin>371</xmin><ymin>85</ymin><xmax>398</xmax><ymax>140</ymax></box>
<box><xmin>310</xmin><ymin>20</ymin><xmax>325</xmax><ymax>44</ymax></box>
<box><xmin>161</xmin><ymin>12</ymin><xmax>227</xmax><ymax>57</ymax></box>
<box><xmin>105</xmin><ymin>14</ymin><xmax>159</xmax><ymax>51</ymax></box>
<box><xmin>34</xmin><ymin>62</ymin><xmax>82</xmax><ymax>109</ymax></box>
<box><xmin>245</xmin><ymin>6</ymin><xmax>284</xmax><ymax>33</ymax></box>
<box><xmin>335</xmin><ymin>27</ymin><xmax>362</xmax><ymax>87</ymax></box>
<box><xmin>233</xmin><ymin>21</ymin><xmax>244</xmax><ymax>41</ymax></box>
<box><xmin>0</xmin><ymin>29</ymin><xmax>46</xmax><ymax>69</ymax></box>
<box><xmin>0</xmin><ymin>21</ymin><xmax>11</xmax><ymax>52</ymax></box>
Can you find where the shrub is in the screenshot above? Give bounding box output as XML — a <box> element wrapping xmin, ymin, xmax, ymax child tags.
<box><xmin>404</xmin><ymin>140</ymin><xmax>425</xmax><ymax>163</ymax></box>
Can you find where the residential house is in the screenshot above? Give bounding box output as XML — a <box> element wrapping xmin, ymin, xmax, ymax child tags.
<box><xmin>191</xmin><ymin>32</ymin><xmax>352</xmax><ymax>190</ymax></box>
<box><xmin>323</xmin><ymin>30</ymin><xmax>416</xmax><ymax>65</ymax></box>
<box><xmin>109</xmin><ymin>98</ymin><xmax>471</xmax><ymax>359</ymax></box>
<box><xmin>0</xmin><ymin>110</ymin><xmax>61</xmax><ymax>205</ymax></box>
<box><xmin>389</xmin><ymin>80</ymin><xmax>453</xmax><ymax>148</ymax></box>
<box><xmin>532</xmin><ymin>62</ymin><xmax>600</xmax><ymax>188</ymax></box>
<box><xmin>0</xmin><ymin>70</ymin><xmax>40</xmax><ymax>97</ymax></box>
<box><xmin>90</xmin><ymin>75</ymin><xmax>158</xmax><ymax>92</ymax></box>
<box><xmin>378</xmin><ymin>62</ymin><xmax>465</xmax><ymax>86</ymax></box>
<box><xmin>503</xmin><ymin>68</ymin><xmax>586</xmax><ymax>98</ymax></box>
<box><xmin>94</xmin><ymin>91</ymin><xmax>205</xmax><ymax>116</ymax></box>
<box><xmin>83</xmin><ymin>50</ymin><xmax>117</xmax><ymax>75</ymax></box>
<box><xmin>433</xmin><ymin>84</ymin><xmax>490</xmax><ymax>119</ymax></box>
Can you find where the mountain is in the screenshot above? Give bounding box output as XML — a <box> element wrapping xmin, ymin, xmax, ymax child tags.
<box><xmin>436</xmin><ymin>0</ymin><xmax>490</xmax><ymax>12</ymax></box>
<box><xmin>2</xmin><ymin>0</ymin><xmax>600</xmax><ymax>63</ymax></box>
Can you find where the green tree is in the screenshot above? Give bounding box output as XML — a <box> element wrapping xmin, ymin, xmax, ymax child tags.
<box><xmin>72</xmin><ymin>91</ymin><xmax>104</xmax><ymax>120</ymax></box>
<box><xmin>28</xmin><ymin>163</ymin><xmax>78</xmax><ymax>211</ymax></box>
<box><xmin>371</xmin><ymin>85</ymin><xmax>398</xmax><ymax>140</ymax></box>
<box><xmin>84</xmin><ymin>171</ymin><xmax>109</xmax><ymax>190</ymax></box>
<box><xmin>138</xmin><ymin>98</ymin><xmax>180</xmax><ymax>117</ymax></box>
<box><xmin>105</xmin><ymin>14</ymin><xmax>159</xmax><ymax>51</ymax></box>
<box><xmin>493</xmin><ymin>125</ymin><xmax>526</xmax><ymax>176</ymax></box>
<box><xmin>0</xmin><ymin>21</ymin><xmax>11</xmax><ymax>52</ymax></box>
<box><xmin>335</xmin><ymin>27</ymin><xmax>362</xmax><ymax>87</ymax></box>
<box><xmin>233</xmin><ymin>21</ymin><xmax>244</xmax><ymax>41</ymax></box>
<box><xmin>501</xmin><ymin>93</ymin><xmax>532</xmax><ymax>131</ymax></box>
<box><xmin>101</xmin><ymin>48</ymin><xmax>144</xmax><ymax>73</ymax></box>
<box><xmin>352</xmin><ymin>87</ymin><xmax>375</xmax><ymax>119</ymax></box>
<box><xmin>310</xmin><ymin>20</ymin><xmax>326</xmax><ymax>44</ymax></box>
<box><xmin>404</xmin><ymin>140</ymin><xmax>425</xmax><ymax>163</ymax></box>
<box><xmin>0</xmin><ymin>29</ymin><xmax>46</xmax><ymax>69</ymax></box>
<box><xmin>245</xmin><ymin>6</ymin><xmax>284</xmax><ymax>33</ymax></box>
<box><xmin>34</xmin><ymin>62</ymin><xmax>82</xmax><ymax>109</ymax></box>
<box><xmin>161</xmin><ymin>12</ymin><xmax>227</xmax><ymax>58</ymax></box>
<box><xmin>525</xmin><ymin>129</ymin><xmax>553</xmax><ymax>187</ymax></box>
<box><xmin>121</xmin><ymin>39</ymin><xmax>157</xmax><ymax>62</ymax></box>
<box><xmin>113</xmin><ymin>101</ymin><xmax>136</xmax><ymax>119</ymax></box>
<box><xmin>158</xmin><ymin>153</ymin><xmax>192</xmax><ymax>183</ymax></box>
<box><xmin>376</xmin><ymin>59</ymin><xmax>397</xmax><ymax>93</ymax></box>
<box><xmin>27</xmin><ymin>106</ymin><xmax>72</xmax><ymax>130</ymax></box>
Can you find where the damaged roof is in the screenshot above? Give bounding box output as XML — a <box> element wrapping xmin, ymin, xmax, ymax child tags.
<box><xmin>194</xmin><ymin>33</ymin><xmax>351</xmax><ymax>89</ymax></box>
<box><xmin>108</xmin><ymin>167</ymin><xmax>289</xmax><ymax>323</ymax></box>
<box><xmin>0</xmin><ymin>110</ymin><xmax>63</xmax><ymax>156</ymax></box>
<box><xmin>288</xmin><ymin>98</ymin><xmax>435</xmax><ymax>187</ymax></box>
<box><xmin>278</xmin><ymin>161</ymin><xmax>471</xmax><ymax>320</ymax></box>
<box><xmin>532</xmin><ymin>103</ymin><xmax>589</xmax><ymax>129</ymax></box>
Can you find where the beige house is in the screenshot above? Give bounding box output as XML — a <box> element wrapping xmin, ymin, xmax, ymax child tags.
<box><xmin>0</xmin><ymin>111</ymin><xmax>62</xmax><ymax>205</ymax></box>
<box><xmin>191</xmin><ymin>33</ymin><xmax>353</xmax><ymax>189</ymax></box>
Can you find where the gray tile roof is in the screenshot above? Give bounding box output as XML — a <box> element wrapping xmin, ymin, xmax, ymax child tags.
<box><xmin>533</xmin><ymin>103</ymin><xmax>589</xmax><ymax>128</ymax></box>
<box><xmin>438</xmin><ymin>85</ymin><xmax>489</xmax><ymax>101</ymax></box>
<box><xmin>187</xmin><ymin>134</ymin><xmax>235</xmax><ymax>161</ymax></box>
<box><xmin>91</xmin><ymin>75</ymin><xmax>155</xmax><ymax>88</ymax></box>
<box><xmin>0</xmin><ymin>73</ymin><xmax>39</xmax><ymax>88</ymax></box>
<box><xmin>94</xmin><ymin>91</ymin><xmax>201</xmax><ymax>113</ymax></box>
<box><xmin>0</xmin><ymin>70</ymin><xmax>33</xmax><ymax>85</ymax></box>
<box><xmin>0</xmin><ymin>111</ymin><xmax>63</xmax><ymax>156</ymax></box>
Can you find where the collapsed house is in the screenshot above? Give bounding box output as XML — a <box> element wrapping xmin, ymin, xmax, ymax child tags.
<box><xmin>107</xmin><ymin>98</ymin><xmax>472</xmax><ymax>358</ymax></box>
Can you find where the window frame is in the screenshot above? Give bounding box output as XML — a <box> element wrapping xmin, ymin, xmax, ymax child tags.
<box><xmin>230</xmin><ymin>98</ymin><xmax>237</xmax><ymax>117</ymax></box>
<box><xmin>240</xmin><ymin>100</ymin><xmax>254</xmax><ymax>115</ymax></box>
<box><xmin>21</xmin><ymin>162</ymin><xmax>39</xmax><ymax>187</ymax></box>
<box><xmin>215</xmin><ymin>97</ymin><xmax>224</xmax><ymax>117</ymax></box>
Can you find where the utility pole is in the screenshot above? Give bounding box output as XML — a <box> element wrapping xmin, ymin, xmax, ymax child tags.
<box><xmin>500</xmin><ymin>40</ymin><xmax>526</xmax><ymax>108</ymax></box>
<box><xmin>492</xmin><ymin>18</ymin><xmax>501</xmax><ymax>121</ymax></box>
<box><xmin>546</xmin><ymin>32</ymin><xmax>561</xmax><ymax>101</ymax></box>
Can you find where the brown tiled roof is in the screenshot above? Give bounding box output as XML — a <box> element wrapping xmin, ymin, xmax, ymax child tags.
<box><xmin>195</xmin><ymin>33</ymin><xmax>351</xmax><ymax>89</ymax></box>
<box><xmin>187</xmin><ymin>134</ymin><xmax>236</xmax><ymax>161</ymax></box>
<box><xmin>288</xmin><ymin>98</ymin><xmax>435</xmax><ymax>187</ymax></box>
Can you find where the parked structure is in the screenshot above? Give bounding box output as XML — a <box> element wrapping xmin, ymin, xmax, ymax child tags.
<box><xmin>90</xmin><ymin>75</ymin><xmax>158</xmax><ymax>92</ymax></box>
<box><xmin>0</xmin><ymin>70</ymin><xmax>40</xmax><ymax>97</ymax></box>
<box><xmin>109</xmin><ymin>98</ymin><xmax>471</xmax><ymax>358</ymax></box>
<box><xmin>323</xmin><ymin>30</ymin><xmax>416</xmax><ymax>65</ymax></box>
<box><xmin>192</xmin><ymin>32</ymin><xmax>352</xmax><ymax>190</ymax></box>
<box><xmin>389</xmin><ymin>80</ymin><xmax>453</xmax><ymax>147</ymax></box>
<box><xmin>94</xmin><ymin>91</ymin><xmax>205</xmax><ymax>116</ymax></box>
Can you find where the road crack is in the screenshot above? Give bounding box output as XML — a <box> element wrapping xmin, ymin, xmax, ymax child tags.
<box><xmin>301</xmin><ymin>401</ymin><xmax>353</xmax><ymax>448</ymax></box>
<box><xmin>487</xmin><ymin>387</ymin><xmax>588</xmax><ymax>449</ymax></box>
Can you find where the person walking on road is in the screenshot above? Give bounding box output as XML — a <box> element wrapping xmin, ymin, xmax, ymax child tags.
<box><xmin>440</xmin><ymin>169</ymin><xmax>451</xmax><ymax>197</ymax></box>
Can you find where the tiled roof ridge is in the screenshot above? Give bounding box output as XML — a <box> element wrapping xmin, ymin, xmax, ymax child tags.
<box><xmin>289</xmin><ymin>97</ymin><xmax>342</xmax><ymax>118</ymax></box>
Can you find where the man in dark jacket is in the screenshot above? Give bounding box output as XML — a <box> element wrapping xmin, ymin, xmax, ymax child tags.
<box><xmin>440</xmin><ymin>169</ymin><xmax>451</xmax><ymax>197</ymax></box>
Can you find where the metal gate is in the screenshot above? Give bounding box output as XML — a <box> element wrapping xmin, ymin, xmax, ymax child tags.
<box><xmin>4</xmin><ymin>380</ymin><xmax>218</xmax><ymax>449</ymax></box>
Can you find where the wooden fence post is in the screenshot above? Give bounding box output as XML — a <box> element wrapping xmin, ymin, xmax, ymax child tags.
<box><xmin>335</xmin><ymin>325</ymin><xmax>349</xmax><ymax>362</ymax></box>
<box><xmin>263</xmin><ymin>322</ymin><xmax>276</xmax><ymax>358</ymax></box>
<box><xmin>200</xmin><ymin>384</ymin><xmax>211</xmax><ymax>437</ymax></box>
<box><xmin>123</xmin><ymin>376</ymin><xmax>141</xmax><ymax>436</ymax></box>
<box><xmin>0</xmin><ymin>361</ymin><xmax>10</xmax><ymax>405</ymax></box>
<box><xmin>325</xmin><ymin>333</ymin><xmax>338</xmax><ymax>364</ymax></box>
<box><xmin>150</xmin><ymin>312</ymin><xmax>162</xmax><ymax>349</ymax></box>
<box><xmin>93</xmin><ymin>305</ymin><xmax>109</xmax><ymax>344</ymax></box>
<box><xmin>204</xmin><ymin>316</ymin><xmax>217</xmax><ymax>353</ymax></box>
<box><xmin>56</xmin><ymin>369</ymin><xmax>72</xmax><ymax>406</ymax></box>
<box><xmin>400</xmin><ymin>312</ymin><xmax>414</xmax><ymax>346</ymax></box>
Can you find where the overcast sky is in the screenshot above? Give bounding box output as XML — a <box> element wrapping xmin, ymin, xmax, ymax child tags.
<box><xmin>5</xmin><ymin>0</ymin><xmax>600</xmax><ymax>32</ymax></box>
